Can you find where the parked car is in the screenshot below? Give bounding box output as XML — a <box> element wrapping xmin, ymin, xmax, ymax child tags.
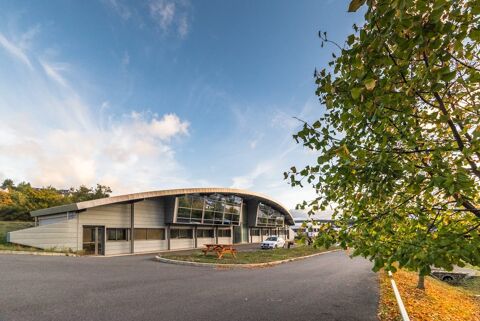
<box><xmin>261</xmin><ymin>236</ymin><xmax>285</xmax><ymax>249</ymax></box>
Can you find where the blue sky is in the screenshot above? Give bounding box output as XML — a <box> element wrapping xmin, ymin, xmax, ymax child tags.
<box><xmin>0</xmin><ymin>0</ymin><xmax>364</xmax><ymax>208</ymax></box>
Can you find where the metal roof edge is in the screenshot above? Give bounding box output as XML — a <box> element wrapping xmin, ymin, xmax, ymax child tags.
<box><xmin>30</xmin><ymin>187</ymin><xmax>293</xmax><ymax>224</ymax></box>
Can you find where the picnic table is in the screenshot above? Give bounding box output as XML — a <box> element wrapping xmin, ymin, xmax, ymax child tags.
<box><xmin>202</xmin><ymin>244</ymin><xmax>237</xmax><ymax>259</ymax></box>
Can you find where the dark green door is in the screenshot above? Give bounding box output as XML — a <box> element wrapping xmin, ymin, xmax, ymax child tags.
<box><xmin>233</xmin><ymin>226</ymin><xmax>242</xmax><ymax>244</ymax></box>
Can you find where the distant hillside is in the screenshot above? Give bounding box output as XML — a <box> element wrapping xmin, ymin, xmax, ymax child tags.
<box><xmin>0</xmin><ymin>179</ymin><xmax>112</xmax><ymax>221</ymax></box>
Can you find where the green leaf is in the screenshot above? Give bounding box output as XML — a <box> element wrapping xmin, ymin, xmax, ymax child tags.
<box><xmin>470</xmin><ymin>29</ymin><xmax>480</xmax><ymax>42</ymax></box>
<box><xmin>350</xmin><ymin>87</ymin><xmax>362</xmax><ymax>100</ymax></box>
<box><xmin>347</xmin><ymin>34</ymin><xmax>355</xmax><ymax>46</ymax></box>
<box><xmin>348</xmin><ymin>0</ymin><xmax>366</xmax><ymax>12</ymax></box>
<box><xmin>364</xmin><ymin>78</ymin><xmax>376</xmax><ymax>91</ymax></box>
<box><xmin>441</xmin><ymin>69</ymin><xmax>456</xmax><ymax>82</ymax></box>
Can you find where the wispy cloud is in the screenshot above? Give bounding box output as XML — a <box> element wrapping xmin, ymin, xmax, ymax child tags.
<box><xmin>121</xmin><ymin>51</ymin><xmax>130</xmax><ymax>67</ymax></box>
<box><xmin>149</xmin><ymin>0</ymin><xmax>191</xmax><ymax>38</ymax></box>
<box><xmin>0</xmin><ymin>26</ymin><xmax>192</xmax><ymax>194</ymax></box>
<box><xmin>103</xmin><ymin>0</ymin><xmax>132</xmax><ymax>20</ymax></box>
<box><xmin>0</xmin><ymin>32</ymin><xmax>32</xmax><ymax>68</ymax></box>
<box><xmin>226</xmin><ymin>100</ymin><xmax>320</xmax><ymax>208</ymax></box>
<box><xmin>40</xmin><ymin>60</ymin><xmax>69</xmax><ymax>87</ymax></box>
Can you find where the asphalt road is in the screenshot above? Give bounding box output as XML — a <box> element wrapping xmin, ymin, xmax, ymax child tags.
<box><xmin>0</xmin><ymin>250</ymin><xmax>378</xmax><ymax>321</ymax></box>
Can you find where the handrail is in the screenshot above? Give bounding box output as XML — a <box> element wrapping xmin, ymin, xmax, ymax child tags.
<box><xmin>388</xmin><ymin>271</ymin><xmax>411</xmax><ymax>321</ymax></box>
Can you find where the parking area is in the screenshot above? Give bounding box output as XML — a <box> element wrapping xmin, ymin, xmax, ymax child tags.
<box><xmin>0</xmin><ymin>250</ymin><xmax>379</xmax><ymax>321</ymax></box>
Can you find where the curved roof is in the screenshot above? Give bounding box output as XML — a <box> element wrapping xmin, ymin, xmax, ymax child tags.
<box><xmin>30</xmin><ymin>187</ymin><xmax>294</xmax><ymax>224</ymax></box>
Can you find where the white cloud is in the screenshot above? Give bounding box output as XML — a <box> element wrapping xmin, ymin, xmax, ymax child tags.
<box><xmin>40</xmin><ymin>60</ymin><xmax>69</xmax><ymax>87</ymax></box>
<box><xmin>149</xmin><ymin>0</ymin><xmax>176</xmax><ymax>30</ymax></box>
<box><xmin>149</xmin><ymin>0</ymin><xmax>191</xmax><ymax>37</ymax></box>
<box><xmin>0</xmin><ymin>107</ymin><xmax>190</xmax><ymax>193</ymax></box>
<box><xmin>0</xmin><ymin>28</ymin><xmax>192</xmax><ymax>194</ymax></box>
<box><xmin>0</xmin><ymin>32</ymin><xmax>32</xmax><ymax>68</ymax></box>
<box><xmin>143</xmin><ymin>113</ymin><xmax>190</xmax><ymax>139</ymax></box>
<box><xmin>178</xmin><ymin>15</ymin><xmax>188</xmax><ymax>38</ymax></box>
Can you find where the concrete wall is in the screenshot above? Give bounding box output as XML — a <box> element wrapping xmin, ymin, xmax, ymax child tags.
<box><xmin>7</xmin><ymin>220</ymin><xmax>78</xmax><ymax>251</ymax></box>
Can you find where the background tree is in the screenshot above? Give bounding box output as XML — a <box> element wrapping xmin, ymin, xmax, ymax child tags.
<box><xmin>0</xmin><ymin>179</ymin><xmax>112</xmax><ymax>221</ymax></box>
<box><xmin>69</xmin><ymin>184</ymin><xmax>112</xmax><ymax>203</ymax></box>
<box><xmin>286</xmin><ymin>0</ymin><xmax>480</xmax><ymax>289</ymax></box>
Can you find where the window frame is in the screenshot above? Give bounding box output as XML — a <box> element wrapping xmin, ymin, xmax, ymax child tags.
<box><xmin>106</xmin><ymin>228</ymin><xmax>129</xmax><ymax>241</ymax></box>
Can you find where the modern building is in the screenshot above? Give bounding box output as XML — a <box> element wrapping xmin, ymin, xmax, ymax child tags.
<box><xmin>7</xmin><ymin>188</ymin><xmax>294</xmax><ymax>256</ymax></box>
<box><xmin>290</xmin><ymin>209</ymin><xmax>334</xmax><ymax>236</ymax></box>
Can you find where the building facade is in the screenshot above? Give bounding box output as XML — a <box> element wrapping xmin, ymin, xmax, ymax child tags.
<box><xmin>7</xmin><ymin>188</ymin><xmax>294</xmax><ymax>256</ymax></box>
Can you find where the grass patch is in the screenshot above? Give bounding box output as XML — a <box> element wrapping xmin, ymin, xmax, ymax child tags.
<box><xmin>464</xmin><ymin>263</ymin><xmax>480</xmax><ymax>273</ymax></box>
<box><xmin>162</xmin><ymin>245</ymin><xmax>337</xmax><ymax>264</ymax></box>
<box><xmin>459</xmin><ymin>276</ymin><xmax>480</xmax><ymax>295</ymax></box>
<box><xmin>378</xmin><ymin>269</ymin><xmax>480</xmax><ymax>321</ymax></box>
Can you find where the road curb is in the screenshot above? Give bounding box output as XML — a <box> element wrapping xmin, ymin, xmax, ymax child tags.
<box><xmin>0</xmin><ymin>250</ymin><xmax>77</xmax><ymax>256</ymax></box>
<box><xmin>154</xmin><ymin>249</ymin><xmax>342</xmax><ymax>268</ymax></box>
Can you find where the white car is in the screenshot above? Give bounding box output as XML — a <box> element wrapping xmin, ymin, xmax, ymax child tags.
<box><xmin>260</xmin><ymin>236</ymin><xmax>285</xmax><ymax>249</ymax></box>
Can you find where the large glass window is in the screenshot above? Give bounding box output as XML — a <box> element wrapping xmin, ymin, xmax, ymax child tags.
<box><xmin>191</xmin><ymin>209</ymin><xmax>203</xmax><ymax>223</ymax></box>
<box><xmin>191</xmin><ymin>196</ymin><xmax>204</xmax><ymax>210</ymax></box>
<box><xmin>174</xmin><ymin>194</ymin><xmax>243</xmax><ymax>225</ymax></box>
<box><xmin>178</xmin><ymin>195</ymin><xmax>192</xmax><ymax>208</ymax></box>
<box><xmin>203</xmin><ymin>211</ymin><xmax>214</xmax><ymax>223</ymax></box>
<box><xmin>177</xmin><ymin>207</ymin><xmax>191</xmax><ymax>223</ymax></box>
<box><xmin>214</xmin><ymin>211</ymin><xmax>224</xmax><ymax>224</ymax></box>
<box><xmin>107</xmin><ymin>228</ymin><xmax>129</xmax><ymax>241</ymax></box>
<box><xmin>256</xmin><ymin>203</ymin><xmax>285</xmax><ymax>227</ymax></box>
<box><xmin>170</xmin><ymin>228</ymin><xmax>193</xmax><ymax>239</ymax></box>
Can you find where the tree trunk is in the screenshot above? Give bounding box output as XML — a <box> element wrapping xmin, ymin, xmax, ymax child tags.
<box><xmin>417</xmin><ymin>273</ymin><xmax>425</xmax><ymax>290</ymax></box>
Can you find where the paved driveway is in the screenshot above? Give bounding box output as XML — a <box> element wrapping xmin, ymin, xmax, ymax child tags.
<box><xmin>0</xmin><ymin>250</ymin><xmax>378</xmax><ymax>321</ymax></box>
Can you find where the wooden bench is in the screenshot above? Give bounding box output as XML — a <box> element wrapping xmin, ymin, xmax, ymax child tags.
<box><xmin>202</xmin><ymin>244</ymin><xmax>237</xmax><ymax>259</ymax></box>
<box><xmin>217</xmin><ymin>247</ymin><xmax>237</xmax><ymax>259</ymax></box>
<box><xmin>202</xmin><ymin>244</ymin><xmax>222</xmax><ymax>255</ymax></box>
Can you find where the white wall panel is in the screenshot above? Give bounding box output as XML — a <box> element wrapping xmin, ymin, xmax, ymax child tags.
<box><xmin>79</xmin><ymin>203</ymin><xmax>130</xmax><ymax>227</ymax></box>
<box><xmin>38</xmin><ymin>213</ymin><xmax>68</xmax><ymax>226</ymax></box>
<box><xmin>134</xmin><ymin>240</ymin><xmax>168</xmax><ymax>253</ymax></box>
<box><xmin>134</xmin><ymin>199</ymin><xmax>165</xmax><ymax>227</ymax></box>
<box><xmin>8</xmin><ymin>221</ymin><xmax>78</xmax><ymax>251</ymax></box>
<box><xmin>217</xmin><ymin>237</ymin><xmax>231</xmax><ymax>245</ymax></box>
<box><xmin>197</xmin><ymin>237</ymin><xmax>215</xmax><ymax>248</ymax></box>
<box><xmin>105</xmin><ymin>241</ymin><xmax>130</xmax><ymax>255</ymax></box>
<box><xmin>170</xmin><ymin>238</ymin><xmax>194</xmax><ymax>250</ymax></box>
